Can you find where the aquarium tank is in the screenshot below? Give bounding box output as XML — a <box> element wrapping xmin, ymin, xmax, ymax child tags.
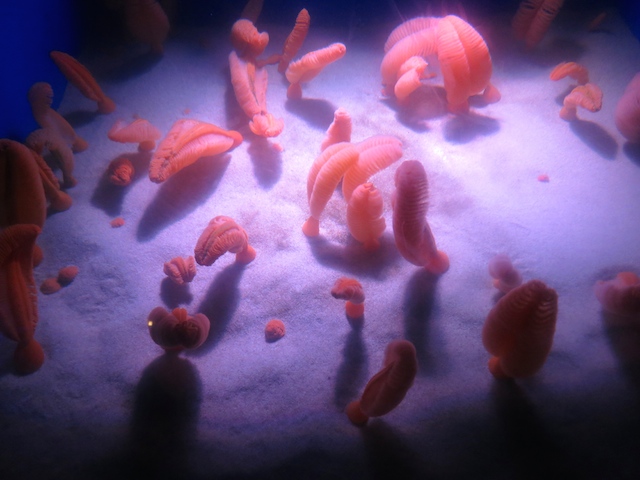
<box><xmin>1</xmin><ymin>1</ymin><xmax>640</xmax><ymax>479</ymax></box>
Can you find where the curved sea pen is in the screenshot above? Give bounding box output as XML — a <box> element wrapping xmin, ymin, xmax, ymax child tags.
<box><xmin>559</xmin><ymin>83</ymin><xmax>602</xmax><ymax>121</ymax></box>
<box><xmin>436</xmin><ymin>15</ymin><xmax>494</xmax><ymax>111</ymax></box>
<box><xmin>321</xmin><ymin>108</ymin><xmax>352</xmax><ymax>152</ymax></box>
<box><xmin>26</xmin><ymin>128</ymin><xmax>77</xmax><ymax>187</ymax></box>
<box><xmin>149</xmin><ymin>119</ymin><xmax>242</xmax><ymax>183</ymax></box>
<box><xmin>331</xmin><ymin>277</ymin><xmax>365</xmax><ymax>319</ymax></box>
<box><xmin>392</xmin><ymin>160</ymin><xmax>449</xmax><ymax>274</ymax></box>
<box><xmin>615</xmin><ymin>73</ymin><xmax>640</xmax><ymax>143</ymax></box>
<box><xmin>346</xmin><ymin>340</ymin><xmax>418</xmax><ymax>425</ymax></box>
<box><xmin>482</xmin><ymin>280</ymin><xmax>558</xmax><ymax>378</ymax></box>
<box><xmin>384</xmin><ymin>16</ymin><xmax>439</xmax><ymax>53</ymax></box>
<box><xmin>285</xmin><ymin>43</ymin><xmax>347</xmax><ymax>99</ymax></box>
<box><xmin>194</xmin><ymin>216</ymin><xmax>256</xmax><ymax>266</ymax></box>
<box><xmin>230</xmin><ymin>18</ymin><xmax>269</xmax><ymax>59</ymax></box>
<box><xmin>347</xmin><ymin>183</ymin><xmax>386</xmax><ymax>251</ymax></box>
<box><xmin>163</xmin><ymin>256</ymin><xmax>197</xmax><ymax>285</ymax></box>
<box><xmin>549</xmin><ymin>61</ymin><xmax>589</xmax><ymax>85</ymax></box>
<box><xmin>0</xmin><ymin>224</ymin><xmax>44</xmax><ymax>374</ymax></box>
<box><xmin>512</xmin><ymin>0</ymin><xmax>564</xmax><ymax>49</ymax></box>
<box><xmin>125</xmin><ymin>0</ymin><xmax>170</xmax><ymax>54</ymax></box>
<box><xmin>278</xmin><ymin>8</ymin><xmax>310</xmax><ymax>73</ymax></box>
<box><xmin>49</xmin><ymin>50</ymin><xmax>115</xmax><ymax>114</ymax></box>
<box><xmin>488</xmin><ymin>254</ymin><xmax>522</xmax><ymax>293</ymax></box>
<box><xmin>108</xmin><ymin>118</ymin><xmax>162</xmax><ymax>151</ymax></box>
<box><xmin>148</xmin><ymin>307</ymin><xmax>210</xmax><ymax>351</ymax></box>
<box><xmin>303</xmin><ymin>142</ymin><xmax>359</xmax><ymax>237</ymax></box>
<box><xmin>381</xmin><ymin>27</ymin><xmax>438</xmax><ymax>96</ymax></box>
<box><xmin>342</xmin><ymin>135</ymin><xmax>403</xmax><ymax>202</ymax></box>
<box><xmin>594</xmin><ymin>272</ymin><xmax>640</xmax><ymax>317</ymax></box>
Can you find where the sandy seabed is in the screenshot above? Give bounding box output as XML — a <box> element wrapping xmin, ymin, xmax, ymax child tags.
<box><xmin>2</xmin><ymin>7</ymin><xmax>640</xmax><ymax>480</ymax></box>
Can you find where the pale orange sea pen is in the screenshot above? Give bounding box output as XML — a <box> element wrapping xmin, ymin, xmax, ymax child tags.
<box><xmin>0</xmin><ymin>224</ymin><xmax>44</xmax><ymax>374</ymax></box>
<box><xmin>285</xmin><ymin>43</ymin><xmax>347</xmax><ymax>99</ymax></box>
<box><xmin>488</xmin><ymin>254</ymin><xmax>522</xmax><ymax>293</ymax></box>
<box><xmin>278</xmin><ymin>8</ymin><xmax>310</xmax><ymax>73</ymax></box>
<box><xmin>230</xmin><ymin>19</ymin><xmax>269</xmax><ymax>59</ymax></box>
<box><xmin>347</xmin><ymin>183</ymin><xmax>386</xmax><ymax>251</ymax></box>
<box><xmin>482</xmin><ymin>280</ymin><xmax>558</xmax><ymax>378</ymax></box>
<box><xmin>436</xmin><ymin>15</ymin><xmax>495</xmax><ymax>112</ymax></box>
<box><xmin>49</xmin><ymin>50</ymin><xmax>115</xmax><ymax>114</ymax></box>
<box><xmin>303</xmin><ymin>142</ymin><xmax>359</xmax><ymax>237</ymax></box>
<box><xmin>26</xmin><ymin>128</ymin><xmax>77</xmax><ymax>188</ymax></box>
<box><xmin>381</xmin><ymin>27</ymin><xmax>438</xmax><ymax>97</ymax></box>
<box><xmin>512</xmin><ymin>0</ymin><xmax>565</xmax><ymax>49</ymax></box>
<box><xmin>108</xmin><ymin>118</ymin><xmax>162</xmax><ymax>151</ymax></box>
<box><xmin>149</xmin><ymin>119</ymin><xmax>242</xmax><ymax>183</ymax></box>
<box><xmin>392</xmin><ymin>160</ymin><xmax>448</xmax><ymax>274</ymax></box>
<box><xmin>321</xmin><ymin>108</ymin><xmax>352</xmax><ymax>152</ymax></box>
<box><xmin>1</xmin><ymin>140</ymin><xmax>47</xmax><ymax>229</ymax></box>
<box><xmin>331</xmin><ymin>277</ymin><xmax>365</xmax><ymax>319</ymax></box>
<box><xmin>342</xmin><ymin>135</ymin><xmax>403</xmax><ymax>202</ymax></box>
<box><xmin>559</xmin><ymin>83</ymin><xmax>602</xmax><ymax>121</ymax></box>
<box><xmin>148</xmin><ymin>307</ymin><xmax>210</xmax><ymax>351</ymax></box>
<box><xmin>163</xmin><ymin>256</ymin><xmax>197</xmax><ymax>285</ymax></box>
<box><xmin>346</xmin><ymin>340</ymin><xmax>418</xmax><ymax>426</ymax></box>
<box><xmin>549</xmin><ymin>61</ymin><xmax>589</xmax><ymax>85</ymax></box>
<box><xmin>594</xmin><ymin>272</ymin><xmax>640</xmax><ymax>317</ymax></box>
<box><xmin>194</xmin><ymin>216</ymin><xmax>256</xmax><ymax>266</ymax></box>
<box><xmin>615</xmin><ymin>73</ymin><xmax>640</xmax><ymax>143</ymax></box>
<box><xmin>27</xmin><ymin>82</ymin><xmax>88</xmax><ymax>153</ymax></box>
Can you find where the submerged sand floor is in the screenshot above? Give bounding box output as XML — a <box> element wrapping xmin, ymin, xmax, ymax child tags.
<box><xmin>2</xmin><ymin>8</ymin><xmax>640</xmax><ymax>480</ymax></box>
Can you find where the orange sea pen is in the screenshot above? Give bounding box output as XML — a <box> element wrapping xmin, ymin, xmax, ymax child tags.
<box><xmin>436</xmin><ymin>15</ymin><xmax>495</xmax><ymax>112</ymax></box>
<box><xmin>149</xmin><ymin>119</ymin><xmax>242</xmax><ymax>183</ymax></box>
<box><xmin>124</xmin><ymin>0</ymin><xmax>170</xmax><ymax>55</ymax></box>
<box><xmin>615</xmin><ymin>73</ymin><xmax>640</xmax><ymax>143</ymax></box>
<box><xmin>108</xmin><ymin>118</ymin><xmax>162</xmax><ymax>151</ymax></box>
<box><xmin>321</xmin><ymin>108</ymin><xmax>352</xmax><ymax>152</ymax></box>
<box><xmin>49</xmin><ymin>50</ymin><xmax>115</xmax><ymax>114</ymax></box>
<box><xmin>347</xmin><ymin>183</ymin><xmax>386</xmax><ymax>251</ymax></box>
<box><xmin>264</xmin><ymin>318</ymin><xmax>286</xmax><ymax>342</ymax></box>
<box><xmin>303</xmin><ymin>142</ymin><xmax>359</xmax><ymax>237</ymax></box>
<box><xmin>346</xmin><ymin>340</ymin><xmax>418</xmax><ymax>426</ymax></box>
<box><xmin>559</xmin><ymin>83</ymin><xmax>602</xmax><ymax>121</ymax></box>
<box><xmin>331</xmin><ymin>277</ymin><xmax>365</xmax><ymax>319</ymax></box>
<box><xmin>230</xmin><ymin>19</ymin><xmax>269</xmax><ymax>59</ymax></box>
<box><xmin>40</xmin><ymin>277</ymin><xmax>61</xmax><ymax>295</ymax></box>
<box><xmin>28</xmin><ymin>148</ymin><xmax>72</xmax><ymax>212</ymax></box>
<box><xmin>380</xmin><ymin>27</ymin><xmax>438</xmax><ymax>96</ymax></box>
<box><xmin>1</xmin><ymin>140</ymin><xmax>47</xmax><ymax>229</ymax></box>
<box><xmin>392</xmin><ymin>160</ymin><xmax>449</xmax><ymax>275</ymax></box>
<box><xmin>107</xmin><ymin>158</ymin><xmax>135</xmax><ymax>186</ymax></box>
<box><xmin>384</xmin><ymin>16</ymin><xmax>439</xmax><ymax>53</ymax></box>
<box><xmin>488</xmin><ymin>254</ymin><xmax>522</xmax><ymax>294</ymax></box>
<box><xmin>549</xmin><ymin>61</ymin><xmax>589</xmax><ymax>85</ymax></box>
<box><xmin>229</xmin><ymin>52</ymin><xmax>284</xmax><ymax>137</ymax></box>
<box><xmin>27</xmin><ymin>82</ymin><xmax>88</xmax><ymax>153</ymax></box>
<box><xmin>0</xmin><ymin>224</ymin><xmax>44</xmax><ymax>374</ymax></box>
<box><xmin>278</xmin><ymin>8</ymin><xmax>311</xmax><ymax>73</ymax></box>
<box><xmin>512</xmin><ymin>0</ymin><xmax>565</xmax><ymax>49</ymax></box>
<box><xmin>342</xmin><ymin>135</ymin><xmax>403</xmax><ymax>202</ymax></box>
<box><xmin>240</xmin><ymin>0</ymin><xmax>264</xmax><ymax>24</ymax></box>
<box><xmin>26</xmin><ymin>128</ymin><xmax>77</xmax><ymax>187</ymax></box>
<box><xmin>482</xmin><ymin>280</ymin><xmax>558</xmax><ymax>379</ymax></box>
<box><xmin>163</xmin><ymin>256</ymin><xmax>197</xmax><ymax>285</ymax></box>
<box><xmin>229</xmin><ymin>51</ymin><xmax>264</xmax><ymax>118</ymax></box>
<box><xmin>57</xmin><ymin>265</ymin><xmax>79</xmax><ymax>286</ymax></box>
<box><xmin>285</xmin><ymin>42</ymin><xmax>347</xmax><ymax>100</ymax></box>
<box><xmin>394</xmin><ymin>56</ymin><xmax>432</xmax><ymax>102</ymax></box>
<box><xmin>194</xmin><ymin>216</ymin><xmax>256</xmax><ymax>266</ymax></box>
<box><xmin>594</xmin><ymin>272</ymin><xmax>640</xmax><ymax>317</ymax></box>
<box><xmin>148</xmin><ymin>307</ymin><xmax>210</xmax><ymax>351</ymax></box>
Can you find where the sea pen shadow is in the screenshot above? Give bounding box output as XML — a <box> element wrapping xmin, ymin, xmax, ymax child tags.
<box><xmin>192</xmin><ymin>263</ymin><xmax>244</xmax><ymax>354</ymax></box>
<box><xmin>333</xmin><ymin>329</ymin><xmax>369</xmax><ymax>409</ymax></box>
<box><xmin>160</xmin><ymin>277</ymin><xmax>194</xmax><ymax>309</ymax></box>
<box><xmin>285</xmin><ymin>98</ymin><xmax>336</xmax><ymax>129</ymax></box>
<box><xmin>570</xmin><ymin>120</ymin><xmax>618</xmax><ymax>160</ymax></box>
<box><xmin>126</xmin><ymin>353</ymin><xmax>202</xmax><ymax>480</ymax></box>
<box><xmin>403</xmin><ymin>268</ymin><xmax>449</xmax><ymax>375</ymax></box>
<box><xmin>247</xmin><ymin>136</ymin><xmax>282</xmax><ymax>188</ymax></box>
<box><xmin>137</xmin><ymin>154</ymin><xmax>231</xmax><ymax>242</ymax></box>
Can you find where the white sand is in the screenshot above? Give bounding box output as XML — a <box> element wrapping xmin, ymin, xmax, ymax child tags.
<box><xmin>2</xmin><ymin>8</ymin><xmax>640</xmax><ymax>480</ymax></box>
